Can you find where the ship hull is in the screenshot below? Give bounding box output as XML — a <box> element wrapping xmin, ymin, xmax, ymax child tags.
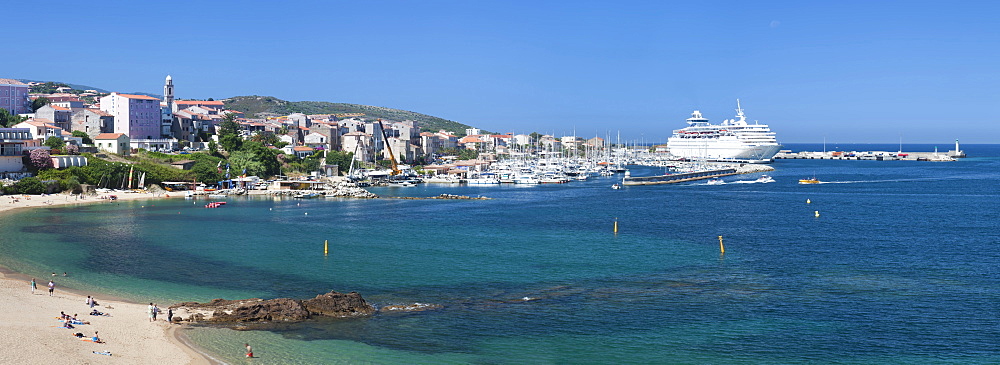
<box><xmin>666</xmin><ymin>138</ymin><xmax>782</xmax><ymax>161</ymax></box>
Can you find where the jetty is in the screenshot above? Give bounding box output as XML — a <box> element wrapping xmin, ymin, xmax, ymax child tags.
<box><xmin>622</xmin><ymin>168</ymin><xmax>737</xmax><ymax>186</ymax></box>
<box><xmin>775</xmin><ymin>150</ymin><xmax>959</xmax><ymax>161</ymax></box>
<box><xmin>775</xmin><ymin>140</ymin><xmax>966</xmax><ymax>162</ymax></box>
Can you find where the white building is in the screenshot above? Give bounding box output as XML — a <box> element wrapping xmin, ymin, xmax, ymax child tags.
<box><xmin>94</xmin><ymin>133</ymin><xmax>130</xmax><ymax>156</ymax></box>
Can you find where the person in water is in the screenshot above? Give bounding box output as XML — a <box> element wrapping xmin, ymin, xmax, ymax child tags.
<box><xmin>245</xmin><ymin>343</ymin><xmax>253</xmax><ymax>358</ymax></box>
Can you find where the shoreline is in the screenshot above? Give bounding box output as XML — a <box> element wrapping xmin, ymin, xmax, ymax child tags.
<box><xmin>0</xmin><ymin>191</ymin><xmax>219</xmax><ymax>364</ymax></box>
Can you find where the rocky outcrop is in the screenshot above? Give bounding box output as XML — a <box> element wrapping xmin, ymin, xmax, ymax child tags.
<box><xmin>303</xmin><ymin>291</ymin><xmax>375</xmax><ymax>317</ymax></box>
<box><xmin>171</xmin><ymin>291</ymin><xmax>375</xmax><ymax>323</ymax></box>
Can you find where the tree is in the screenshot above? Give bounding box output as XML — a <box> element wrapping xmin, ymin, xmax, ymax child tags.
<box><xmin>31</xmin><ymin>97</ymin><xmax>50</xmax><ymax>112</ymax></box>
<box><xmin>325</xmin><ymin>150</ymin><xmax>355</xmax><ymax>173</ymax></box>
<box><xmin>72</xmin><ymin>131</ymin><xmax>93</xmax><ymax>145</ymax></box>
<box><xmin>208</xmin><ymin>140</ymin><xmax>219</xmax><ymax>155</ymax></box>
<box><xmin>4</xmin><ymin>177</ymin><xmax>47</xmax><ymax>194</ymax></box>
<box><xmin>227</xmin><ymin>151</ymin><xmax>265</xmax><ymax>177</ymax></box>
<box><xmin>44</xmin><ymin>136</ymin><xmax>66</xmax><ymax>151</ymax></box>
<box><xmin>0</xmin><ymin>108</ymin><xmax>27</xmax><ymax>128</ymax></box>
<box><xmin>217</xmin><ymin>113</ymin><xmax>243</xmax><ymax>152</ymax></box>
<box><xmin>24</xmin><ymin>149</ymin><xmax>53</xmax><ymax>172</ymax></box>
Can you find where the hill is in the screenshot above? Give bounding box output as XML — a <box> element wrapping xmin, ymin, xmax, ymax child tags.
<box><xmin>224</xmin><ymin>95</ymin><xmax>476</xmax><ymax>136</ymax></box>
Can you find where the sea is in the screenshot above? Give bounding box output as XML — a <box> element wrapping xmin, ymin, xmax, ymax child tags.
<box><xmin>1</xmin><ymin>143</ymin><xmax>998</xmax><ymax>364</ymax></box>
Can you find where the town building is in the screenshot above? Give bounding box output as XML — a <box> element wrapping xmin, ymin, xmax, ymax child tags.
<box><xmin>12</xmin><ymin>119</ymin><xmax>64</xmax><ymax>141</ymax></box>
<box><xmin>99</xmin><ymin>93</ymin><xmax>161</xmax><ymax>139</ymax></box>
<box><xmin>34</xmin><ymin>104</ymin><xmax>73</xmax><ymax>131</ymax></box>
<box><xmin>0</xmin><ymin>78</ymin><xmax>31</xmax><ymax>115</ymax></box>
<box><xmin>93</xmin><ymin>133</ymin><xmax>130</xmax><ymax>155</ymax></box>
<box><xmin>71</xmin><ymin>108</ymin><xmax>115</xmax><ymax>139</ymax></box>
<box><xmin>0</xmin><ymin>128</ymin><xmax>33</xmax><ymax>172</ymax></box>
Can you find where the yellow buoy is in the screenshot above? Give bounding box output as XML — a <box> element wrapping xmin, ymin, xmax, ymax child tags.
<box><xmin>324</xmin><ymin>240</ymin><xmax>329</xmax><ymax>256</ymax></box>
<box><xmin>806</xmin><ymin>199</ymin><xmax>811</xmax><ymax>204</ymax></box>
<box><xmin>814</xmin><ymin>210</ymin><xmax>820</xmax><ymax>217</ymax></box>
<box><xmin>718</xmin><ymin>235</ymin><xmax>725</xmax><ymax>254</ymax></box>
<box><xmin>614</xmin><ymin>218</ymin><xmax>619</xmax><ymax>233</ymax></box>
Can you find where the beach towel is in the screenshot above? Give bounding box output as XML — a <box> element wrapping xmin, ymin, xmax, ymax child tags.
<box><xmin>93</xmin><ymin>351</ymin><xmax>112</xmax><ymax>356</ymax></box>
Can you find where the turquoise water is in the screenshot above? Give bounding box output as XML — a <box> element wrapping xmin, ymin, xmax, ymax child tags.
<box><xmin>2</xmin><ymin>143</ymin><xmax>999</xmax><ymax>364</ymax></box>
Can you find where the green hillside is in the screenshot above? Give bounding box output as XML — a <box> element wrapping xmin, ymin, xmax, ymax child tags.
<box><xmin>224</xmin><ymin>95</ymin><xmax>475</xmax><ymax>136</ymax></box>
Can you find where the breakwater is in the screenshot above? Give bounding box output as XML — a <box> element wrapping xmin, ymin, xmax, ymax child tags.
<box><xmin>622</xmin><ymin>168</ymin><xmax>737</xmax><ymax>186</ymax></box>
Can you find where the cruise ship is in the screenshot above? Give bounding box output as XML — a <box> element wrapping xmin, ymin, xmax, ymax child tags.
<box><xmin>666</xmin><ymin>100</ymin><xmax>781</xmax><ymax>162</ymax></box>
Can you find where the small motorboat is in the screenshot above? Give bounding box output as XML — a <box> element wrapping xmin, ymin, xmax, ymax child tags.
<box><xmin>798</xmin><ymin>178</ymin><xmax>821</xmax><ymax>184</ymax></box>
<box><xmin>611</xmin><ymin>183</ymin><xmax>622</xmax><ymax>190</ymax></box>
<box><xmin>756</xmin><ymin>175</ymin><xmax>775</xmax><ymax>183</ymax></box>
<box><xmin>706</xmin><ymin>179</ymin><xmax>725</xmax><ymax>185</ymax></box>
<box><xmin>204</xmin><ymin>201</ymin><xmax>226</xmax><ymax>208</ymax></box>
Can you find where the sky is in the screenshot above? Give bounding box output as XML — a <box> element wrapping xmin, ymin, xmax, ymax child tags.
<box><xmin>7</xmin><ymin>0</ymin><xmax>999</xmax><ymax>143</ymax></box>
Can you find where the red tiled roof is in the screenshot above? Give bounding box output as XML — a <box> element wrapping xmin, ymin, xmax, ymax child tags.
<box><xmin>85</xmin><ymin>108</ymin><xmax>113</xmax><ymax>117</ymax></box>
<box><xmin>0</xmin><ymin>78</ymin><xmax>27</xmax><ymax>85</ymax></box>
<box><xmin>115</xmin><ymin>93</ymin><xmax>160</xmax><ymax>101</ymax></box>
<box><xmin>50</xmin><ymin>105</ymin><xmax>71</xmax><ymax>111</ymax></box>
<box><xmin>94</xmin><ymin>133</ymin><xmax>127</xmax><ymax>139</ymax></box>
<box><xmin>292</xmin><ymin>146</ymin><xmax>314</xmax><ymax>151</ymax></box>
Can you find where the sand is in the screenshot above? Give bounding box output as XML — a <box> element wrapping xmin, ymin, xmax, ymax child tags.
<box><xmin>0</xmin><ymin>192</ymin><xmax>215</xmax><ymax>364</ymax></box>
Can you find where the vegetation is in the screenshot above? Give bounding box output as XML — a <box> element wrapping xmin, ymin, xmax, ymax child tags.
<box><xmin>0</xmin><ymin>108</ymin><xmax>27</xmax><ymax>127</ymax></box>
<box><xmin>31</xmin><ymin>97</ymin><xmax>50</xmax><ymax>112</ymax></box>
<box><xmin>28</xmin><ymin>82</ymin><xmax>73</xmax><ymax>94</ymax></box>
<box><xmin>217</xmin><ymin>113</ymin><xmax>243</xmax><ymax>153</ymax></box>
<box><xmin>438</xmin><ymin>147</ymin><xmax>478</xmax><ymax>160</ymax></box>
<box><xmin>224</xmin><ymin>95</ymin><xmax>476</xmax><ymax>136</ymax></box>
<box><xmin>3</xmin><ymin>177</ymin><xmax>49</xmax><ymax>194</ymax></box>
<box><xmin>72</xmin><ymin>131</ymin><xmax>93</xmax><ymax>145</ymax></box>
<box><xmin>324</xmin><ymin>150</ymin><xmax>355</xmax><ymax>173</ymax></box>
<box><xmin>44</xmin><ymin>136</ymin><xmax>65</xmax><ymax>152</ymax></box>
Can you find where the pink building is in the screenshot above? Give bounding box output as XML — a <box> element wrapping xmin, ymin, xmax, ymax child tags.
<box><xmin>99</xmin><ymin>93</ymin><xmax>161</xmax><ymax>139</ymax></box>
<box><xmin>0</xmin><ymin>78</ymin><xmax>31</xmax><ymax>115</ymax></box>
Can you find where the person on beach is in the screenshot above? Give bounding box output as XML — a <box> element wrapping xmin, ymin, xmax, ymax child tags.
<box><xmin>30</xmin><ymin>278</ymin><xmax>36</xmax><ymax>294</ymax></box>
<box><xmin>245</xmin><ymin>343</ymin><xmax>253</xmax><ymax>358</ymax></box>
<box><xmin>148</xmin><ymin>303</ymin><xmax>155</xmax><ymax>322</ymax></box>
<box><xmin>48</xmin><ymin>280</ymin><xmax>55</xmax><ymax>296</ymax></box>
<box><xmin>152</xmin><ymin>304</ymin><xmax>160</xmax><ymax>321</ymax></box>
<box><xmin>86</xmin><ymin>296</ymin><xmax>93</xmax><ymax>307</ymax></box>
<box><xmin>167</xmin><ymin>308</ymin><xmax>173</xmax><ymax>324</ymax></box>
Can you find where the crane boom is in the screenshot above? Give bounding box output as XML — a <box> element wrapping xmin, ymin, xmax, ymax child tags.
<box><xmin>376</xmin><ymin>119</ymin><xmax>401</xmax><ymax>176</ymax></box>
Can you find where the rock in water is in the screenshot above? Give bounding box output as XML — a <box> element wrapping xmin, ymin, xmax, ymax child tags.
<box><xmin>210</xmin><ymin>298</ymin><xmax>312</xmax><ymax>322</ymax></box>
<box><xmin>303</xmin><ymin>291</ymin><xmax>375</xmax><ymax>317</ymax></box>
<box><xmin>172</xmin><ymin>291</ymin><xmax>375</xmax><ymax>323</ymax></box>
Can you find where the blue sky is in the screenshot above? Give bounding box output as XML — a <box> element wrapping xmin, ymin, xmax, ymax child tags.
<box><xmin>8</xmin><ymin>1</ymin><xmax>999</xmax><ymax>143</ymax></box>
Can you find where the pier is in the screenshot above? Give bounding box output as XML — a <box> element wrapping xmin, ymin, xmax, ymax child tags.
<box><xmin>775</xmin><ymin>140</ymin><xmax>966</xmax><ymax>161</ymax></box>
<box><xmin>622</xmin><ymin>168</ymin><xmax>737</xmax><ymax>186</ymax></box>
<box><xmin>774</xmin><ymin>150</ymin><xmax>960</xmax><ymax>161</ymax></box>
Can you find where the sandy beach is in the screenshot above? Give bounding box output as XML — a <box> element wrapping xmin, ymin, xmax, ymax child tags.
<box><xmin>0</xmin><ymin>192</ymin><xmax>214</xmax><ymax>364</ymax></box>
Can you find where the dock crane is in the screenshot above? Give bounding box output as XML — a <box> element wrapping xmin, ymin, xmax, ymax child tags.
<box><xmin>376</xmin><ymin>119</ymin><xmax>401</xmax><ymax>176</ymax></box>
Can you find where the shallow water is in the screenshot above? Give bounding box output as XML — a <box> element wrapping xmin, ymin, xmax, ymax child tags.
<box><xmin>2</xmin><ymin>143</ymin><xmax>999</xmax><ymax>364</ymax></box>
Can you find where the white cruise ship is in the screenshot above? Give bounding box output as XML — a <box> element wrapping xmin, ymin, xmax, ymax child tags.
<box><xmin>666</xmin><ymin>100</ymin><xmax>781</xmax><ymax>162</ymax></box>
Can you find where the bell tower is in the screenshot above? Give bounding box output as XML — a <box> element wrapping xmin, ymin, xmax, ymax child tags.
<box><xmin>164</xmin><ymin>75</ymin><xmax>175</xmax><ymax>112</ymax></box>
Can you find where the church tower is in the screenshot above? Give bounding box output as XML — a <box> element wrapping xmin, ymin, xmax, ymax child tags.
<box><xmin>164</xmin><ymin>75</ymin><xmax>175</xmax><ymax>112</ymax></box>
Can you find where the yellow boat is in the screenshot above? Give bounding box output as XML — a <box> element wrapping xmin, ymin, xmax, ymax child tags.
<box><xmin>798</xmin><ymin>178</ymin><xmax>821</xmax><ymax>184</ymax></box>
